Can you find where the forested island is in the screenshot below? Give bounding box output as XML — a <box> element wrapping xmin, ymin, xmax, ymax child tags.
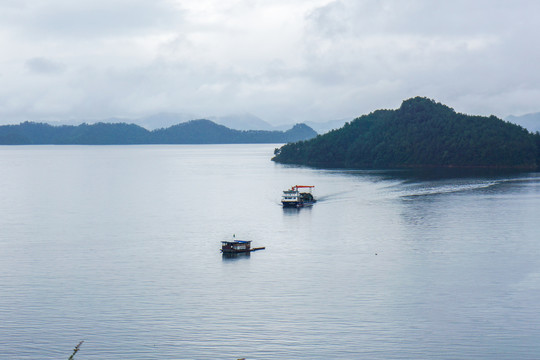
<box><xmin>0</xmin><ymin>120</ymin><xmax>317</xmax><ymax>145</ymax></box>
<box><xmin>273</xmin><ymin>97</ymin><xmax>540</xmax><ymax>170</ymax></box>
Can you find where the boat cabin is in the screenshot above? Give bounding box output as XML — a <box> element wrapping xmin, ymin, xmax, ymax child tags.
<box><xmin>221</xmin><ymin>240</ymin><xmax>252</xmax><ymax>253</ymax></box>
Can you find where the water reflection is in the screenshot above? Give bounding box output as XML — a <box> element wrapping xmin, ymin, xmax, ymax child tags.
<box><xmin>281</xmin><ymin>206</ymin><xmax>313</xmax><ymax>215</ymax></box>
<box><xmin>221</xmin><ymin>252</ymin><xmax>251</xmax><ymax>261</ymax></box>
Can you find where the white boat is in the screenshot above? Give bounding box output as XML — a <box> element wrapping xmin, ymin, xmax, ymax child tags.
<box><xmin>281</xmin><ymin>185</ymin><xmax>315</xmax><ymax>208</ymax></box>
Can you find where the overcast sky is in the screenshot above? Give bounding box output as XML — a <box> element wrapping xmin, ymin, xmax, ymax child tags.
<box><xmin>1</xmin><ymin>0</ymin><xmax>540</xmax><ymax>125</ymax></box>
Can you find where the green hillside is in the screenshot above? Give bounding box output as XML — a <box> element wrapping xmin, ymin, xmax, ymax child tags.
<box><xmin>273</xmin><ymin>97</ymin><xmax>540</xmax><ymax>170</ymax></box>
<box><xmin>0</xmin><ymin>120</ymin><xmax>317</xmax><ymax>145</ymax></box>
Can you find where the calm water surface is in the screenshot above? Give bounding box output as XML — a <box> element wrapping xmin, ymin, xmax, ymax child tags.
<box><xmin>0</xmin><ymin>145</ymin><xmax>539</xmax><ymax>359</ymax></box>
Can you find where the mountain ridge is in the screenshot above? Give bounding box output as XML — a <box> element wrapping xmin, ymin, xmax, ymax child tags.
<box><xmin>0</xmin><ymin>119</ymin><xmax>317</xmax><ymax>145</ymax></box>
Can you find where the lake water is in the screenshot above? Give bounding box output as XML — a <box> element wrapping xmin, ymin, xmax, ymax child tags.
<box><xmin>1</xmin><ymin>144</ymin><xmax>539</xmax><ymax>360</ymax></box>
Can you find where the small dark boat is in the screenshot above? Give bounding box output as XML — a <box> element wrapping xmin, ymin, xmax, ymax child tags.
<box><xmin>221</xmin><ymin>237</ymin><xmax>265</xmax><ymax>254</ymax></box>
<box><xmin>221</xmin><ymin>240</ymin><xmax>252</xmax><ymax>253</ymax></box>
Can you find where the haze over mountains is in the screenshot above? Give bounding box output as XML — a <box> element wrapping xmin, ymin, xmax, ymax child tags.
<box><xmin>39</xmin><ymin>113</ymin><xmax>349</xmax><ymax>135</ymax></box>
<box><xmin>6</xmin><ymin>104</ymin><xmax>540</xmax><ymax>140</ymax></box>
<box><xmin>39</xmin><ymin>110</ymin><xmax>540</xmax><ymax>135</ymax></box>
<box><xmin>506</xmin><ymin>113</ymin><xmax>540</xmax><ymax>133</ymax></box>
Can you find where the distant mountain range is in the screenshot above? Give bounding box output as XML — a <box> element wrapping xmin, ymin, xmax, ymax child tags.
<box><xmin>212</xmin><ymin>115</ymin><xmax>350</xmax><ymax>134</ymax></box>
<box><xmin>41</xmin><ymin>112</ymin><xmax>349</xmax><ymax>134</ymax></box>
<box><xmin>0</xmin><ymin>120</ymin><xmax>317</xmax><ymax>145</ymax></box>
<box><xmin>506</xmin><ymin>113</ymin><xmax>540</xmax><ymax>133</ymax></box>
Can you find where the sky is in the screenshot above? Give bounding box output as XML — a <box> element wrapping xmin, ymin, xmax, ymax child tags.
<box><xmin>1</xmin><ymin>0</ymin><xmax>540</xmax><ymax>126</ymax></box>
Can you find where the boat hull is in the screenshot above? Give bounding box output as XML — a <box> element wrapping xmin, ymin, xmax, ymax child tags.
<box><xmin>221</xmin><ymin>248</ymin><xmax>251</xmax><ymax>254</ymax></box>
<box><xmin>281</xmin><ymin>200</ymin><xmax>315</xmax><ymax>208</ymax></box>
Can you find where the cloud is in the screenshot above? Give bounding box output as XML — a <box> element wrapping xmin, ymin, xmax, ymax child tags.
<box><xmin>1</xmin><ymin>0</ymin><xmax>540</xmax><ymax>125</ymax></box>
<box><xmin>299</xmin><ymin>0</ymin><xmax>540</xmax><ymax>117</ymax></box>
<box><xmin>25</xmin><ymin>57</ymin><xmax>65</xmax><ymax>74</ymax></box>
<box><xmin>1</xmin><ymin>0</ymin><xmax>184</xmax><ymax>39</ymax></box>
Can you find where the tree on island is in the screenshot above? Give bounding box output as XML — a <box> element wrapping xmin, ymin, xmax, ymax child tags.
<box><xmin>273</xmin><ymin>97</ymin><xmax>540</xmax><ymax>170</ymax></box>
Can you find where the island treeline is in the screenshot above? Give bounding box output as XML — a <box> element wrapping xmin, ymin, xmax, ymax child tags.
<box><xmin>0</xmin><ymin>120</ymin><xmax>317</xmax><ymax>145</ymax></box>
<box><xmin>273</xmin><ymin>97</ymin><xmax>540</xmax><ymax>170</ymax></box>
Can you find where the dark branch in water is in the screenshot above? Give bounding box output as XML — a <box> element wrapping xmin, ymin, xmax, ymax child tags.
<box><xmin>68</xmin><ymin>341</ymin><xmax>84</xmax><ymax>360</ymax></box>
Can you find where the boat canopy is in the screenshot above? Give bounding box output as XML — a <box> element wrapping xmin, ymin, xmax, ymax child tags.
<box><xmin>221</xmin><ymin>240</ymin><xmax>251</xmax><ymax>245</ymax></box>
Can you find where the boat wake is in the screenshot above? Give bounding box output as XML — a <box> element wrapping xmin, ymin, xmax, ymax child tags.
<box><xmin>399</xmin><ymin>181</ymin><xmax>499</xmax><ymax>198</ymax></box>
<box><xmin>315</xmin><ymin>190</ymin><xmax>351</xmax><ymax>202</ymax></box>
